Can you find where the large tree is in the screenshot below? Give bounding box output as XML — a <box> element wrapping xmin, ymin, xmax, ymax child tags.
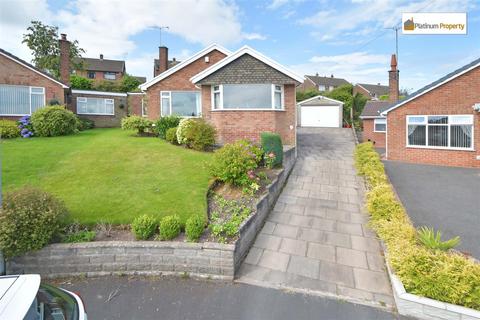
<box><xmin>22</xmin><ymin>21</ymin><xmax>85</xmax><ymax>78</ymax></box>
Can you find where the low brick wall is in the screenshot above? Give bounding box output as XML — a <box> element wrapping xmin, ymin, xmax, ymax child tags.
<box><xmin>7</xmin><ymin>146</ymin><xmax>296</xmax><ymax>279</ymax></box>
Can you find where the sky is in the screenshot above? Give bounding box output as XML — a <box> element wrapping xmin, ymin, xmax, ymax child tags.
<box><xmin>0</xmin><ymin>0</ymin><xmax>479</xmax><ymax>92</ymax></box>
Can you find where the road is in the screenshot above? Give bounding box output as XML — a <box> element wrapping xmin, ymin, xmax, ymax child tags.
<box><xmin>50</xmin><ymin>276</ymin><xmax>408</xmax><ymax>320</ymax></box>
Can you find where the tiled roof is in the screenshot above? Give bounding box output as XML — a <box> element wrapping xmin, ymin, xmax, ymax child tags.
<box><xmin>74</xmin><ymin>57</ymin><xmax>125</xmax><ymax>73</ymax></box>
<box><xmin>360</xmin><ymin>101</ymin><xmax>390</xmax><ymax>118</ymax></box>
<box><xmin>305</xmin><ymin>75</ymin><xmax>349</xmax><ymax>87</ymax></box>
<box><xmin>133</xmin><ymin>76</ymin><xmax>146</xmax><ymax>84</ymax></box>
<box><xmin>154</xmin><ymin>59</ymin><xmax>181</xmax><ymax>72</ymax></box>
<box><xmin>297</xmin><ymin>95</ymin><xmax>343</xmax><ymax>106</ymax></box>
<box><xmin>357</xmin><ymin>83</ymin><xmax>389</xmax><ymax>97</ymax></box>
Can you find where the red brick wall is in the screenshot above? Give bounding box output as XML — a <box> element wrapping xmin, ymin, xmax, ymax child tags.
<box><xmin>201</xmin><ymin>84</ymin><xmax>296</xmax><ymax>145</ymax></box>
<box><xmin>69</xmin><ymin>93</ymin><xmax>127</xmax><ymax>127</ymax></box>
<box><xmin>145</xmin><ymin>50</ymin><xmax>227</xmax><ymax>120</ymax></box>
<box><xmin>353</xmin><ymin>85</ymin><xmax>371</xmax><ymax>99</ymax></box>
<box><xmin>128</xmin><ymin>93</ymin><xmax>145</xmax><ymax>116</ymax></box>
<box><xmin>0</xmin><ymin>53</ymin><xmax>66</xmax><ymax>115</ymax></box>
<box><xmin>386</xmin><ymin>66</ymin><xmax>480</xmax><ymax>168</ymax></box>
<box><xmin>76</xmin><ymin>70</ymin><xmax>122</xmax><ymax>81</ymax></box>
<box><xmin>362</xmin><ymin>119</ymin><xmax>386</xmax><ymax>148</ymax></box>
<box><xmin>297</xmin><ymin>78</ymin><xmax>316</xmax><ymax>92</ymax></box>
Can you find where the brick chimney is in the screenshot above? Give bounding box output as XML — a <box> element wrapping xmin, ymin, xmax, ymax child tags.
<box><xmin>158</xmin><ymin>46</ymin><xmax>168</xmax><ymax>73</ymax></box>
<box><xmin>59</xmin><ymin>33</ymin><xmax>70</xmax><ymax>85</ymax></box>
<box><xmin>388</xmin><ymin>54</ymin><xmax>399</xmax><ymax>103</ymax></box>
<box><xmin>100</xmin><ymin>54</ymin><xmax>104</xmax><ymax>60</ymax></box>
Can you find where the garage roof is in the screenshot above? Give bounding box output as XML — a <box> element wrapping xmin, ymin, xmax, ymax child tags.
<box><xmin>297</xmin><ymin>95</ymin><xmax>344</xmax><ymax>106</ymax></box>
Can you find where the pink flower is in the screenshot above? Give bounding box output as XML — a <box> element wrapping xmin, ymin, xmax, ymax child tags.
<box><xmin>268</xmin><ymin>152</ymin><xmax>275</xmax><ymax>158</ymax></box>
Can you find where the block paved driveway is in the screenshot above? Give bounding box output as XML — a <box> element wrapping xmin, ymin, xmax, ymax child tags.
<box><xmin>237</xmin><ymin>128</ymin><xmax>394</xmax><ymax>309</ymax></box>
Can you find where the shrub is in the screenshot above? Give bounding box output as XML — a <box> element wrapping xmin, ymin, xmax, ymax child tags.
<box><xmin>260</xmin><ymin>132</ymin><xmax>283</xmax><ymax>167</ymax></box>
<box><xmin>70</xmin><ymin>75</ymin><xmax>93</xmax><ymax>90</ymax></box>
<box><xmin>176</xmin><ymin>118</ymin><xmax>196</xmax><ymax>145</ymax></box>
<box><xmin>121</xmin><ymin>116</ymin><xmax>153</xmax><ymax>135</ymax></box>
<box><xmin>63</xmin><ymin>230</ymin><xmax>96</xmax><ymax>243</ymax></box>
<box><xmin>185</xmin><ymin>215</ymin><xmax>205</xmax><ymax>242</ymax></box>
<box><xmin>77</xmin><ymin>117</ymin><xmax>95</xmax><ymax>131</ymax></box>
<box><xmin>159</xmin><ymin>215</ymin><xmax>181</xmax><ymax>240</ymax></box>
<box><xmin>183</xmin><ymin>119</ymin><xmax>216</xmax><ymax>151</ymax></box>
<box><xmin>0</xmin><ymin>120</ymin><xmax>20</xmax><ymax>138</ymax></box>
<box><xmin>31</xmin><ymin>106</ymin><xmax>79</xmax><ymax>137</ymax></box>
<box><xmin>0</xmin><ymin>187</ymin><xmax>68</xmax><ymax>258</ymax></box>
<box><xmin>208</xmin><ymin>140</ymin><xmax>261</xmax><ymax>187</ymax></box>
<box><xmin>417</xmin><ymin>227</ymin><xmax>460</xmax><ymax>251</ymax></box>
<box><xmin>166</xmin><ymin>127</ymin><xmax>178</xmax><ymax>145</ymax></box>
<box><xmin>131</xmin><ymin>214</ymin><xmax>158</xmax><ymax>240</ymax></box>
<box><xmin>156</xmin><ymin>115</ymin><xmax>181</xmax><ymax>139</ymax></box>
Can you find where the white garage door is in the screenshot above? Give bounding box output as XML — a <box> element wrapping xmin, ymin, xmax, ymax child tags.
<box><xmin>301</xmin><ymin>106</ymin><xmax>340</xmax><ymax>127</ymax></box>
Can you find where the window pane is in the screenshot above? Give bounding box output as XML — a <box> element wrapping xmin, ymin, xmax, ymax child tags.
<box><xmin>375</xmin><ymin>123</ymin><xmax>386</xmax><ymax>132</ymax></box>
<box><xmin>428</xmin><ymin>116</ymin><xmax>448</xmax><ymax>124</ymax></box>
<box><xmin>31</xmin><ymin>87</ymin><xmax>44</xmax><ymax>94</ymax></box>
<box><xmin>31</xmin><ymin>93</ymin><xmax>45</xmax><ymax>112</ymax></box>
<box><xmin>450</xmin><ymin>125</ymin><xmax>472</xmax><ymax>148</ymax></box>
<box><xmin>171</xmin><ymin>91</ymin><xmax>200</xmax><ymax>116</ymax></box>
<box><xmin>0</xmin><ymin>85</ymin><xmax>30</xmax><ymax>115</ymax></box>
<box><xmin>408</xmin><ymin>116</ymin><xmax>425</xmax><ymax>124</ymax></box>
<box><xmin>450</xmin><ymin>115</ymin><xmax>472</xmax><ymax>124</ymax></box>
<box><xmin>104</xmin><ymin>72</ymin><xmax>116</xmax><ymax>80</ymax></box>
<box><xmin>77</xmin><ymin>97</ymin><xmax>112</xmax><ymax>114</ymax></box>
<box><xmin>213</xmin><ymin>92</ymin><xmax>220</xmax><ymax>109</ymax></box>
<box><xmin>223</xmin><ymin>84</ymin><xmax>271</xmax><ymax>109</ymax></box>
<box><xmin>408</xmin><ymin>125</ymin><xmax>426</xmax><ymax>146</ymax></box>
<box><xmin>428</xmin><ymin>125</ymin><xmax>448</xmax><ymax>147</ymax></box>
<box><xmin>105</xmin><ymin>100</ymin><xmax>114</xmax><ymax>114</ymax></box>
<box><xmin>161</xmin><ymin>97</ymin><xmax>170</xmax><ymax>116</ymax></box>
<box><xmin>274</xmin><ymin>92</ymin><xmax>282</xmax><ymax>109</ymax></box>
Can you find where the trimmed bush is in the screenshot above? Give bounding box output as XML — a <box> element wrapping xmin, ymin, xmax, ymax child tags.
<box><xmin>0</xmin><ymin>187</ymin><xmax>68</xmax><ymax>258</ymax></box>
<box><xmin>131</xmin><ymin>214</ymin><xmax>158</xmax><ymax>240</ymax></box>
<box><xmin>78</xmin><ymin>117</ymin><xmax>95</xmax><ymax>131</ymax></box>
<box><xmin>0</xmin><ymin>120</ymin><xmax>20</xmax><ymax>138</ymax></box>
<box><xmin>183</xmin><ymin>119</ymin><xmax>216</xmax><ymax>151</ymax></box>
<box><xmin>260</xmin><ymin>132</ymin><xmax>283</xmax><ymax>167</ymax></box>
<box><xmin>31</xmin><ymin>106</ymin><xmax>79</xmax><ymax>137</ymax></box>
<box><xmin>156</xmin><ymin>115</ymin><xmax>181</xmax><ymax>139</ymax></box>
<box><xmin>176</xmin><ymin>118</ymin><xmax>196</xmax><ymax>145</ymax></box>
<box><xmin>159</xmin><ymin>215</ymin><xmax>181</xmax><ymax>240</ymax></box>
<box><xmin>166</xmin><ymin>127</ymin><xmax>178</xmax><ymax>145</ymax></box>
<box><xmin>185</xmin><ymin>215</ymin><xmax>205</xmax><ymax>242</ymax></box>
<box><xmin>208</xmin><ymin>140</ymin><xmax>261</xmax><ymax>187</ymax></box>
<box><xmin>121</xmin><ymin>116</ymin><xmax>153</xmax><ymax>135</ymax></box>
<box><xmin>355</xmin><ymin>142</ymin><xmax>480</xmax><ymax>310</ymax></box>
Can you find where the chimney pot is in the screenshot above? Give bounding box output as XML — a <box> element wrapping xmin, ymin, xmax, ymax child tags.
<box><xmin>100</xmin><ymin>54</ymin><xmax>103</xmax><ymax>60</ymax></box>
<box><xmin>315</xmin><ymin>72</ymin><xmax>319</xmax><ymax>77</ymax></box>
<box><xmin>331</xmin><ymin>74</ymin><xmax>334</xmax><ymax>78</ymax></box>
<box><xmin>61</xmin><ymin>33</ymin><xmax>67</xmax><ymax>40</ymax></box>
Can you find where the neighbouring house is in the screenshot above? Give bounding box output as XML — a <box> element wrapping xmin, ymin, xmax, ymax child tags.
<box><xmin>360</xmin><ymin>54</ymin><xmax>399</xmax><ymax>149</ymax></box>
<box><xmin>0</xmin><ymin>48</ymin><xmax>69</xmax><ymax>120</ymax></box>
<box><xmin>153</xmin><ymin>46</ymin><xmax>181</xmax><ymax>77</ymax></box>
<box><xmin>73</xmin><ymin>54</ymin><xmax>125</xmax><ymax>81</ymax></box>
<box><xmin>353</xmin><ymin>83</ymin><xmax>389</xmax><ymax>100</ymax></box>
<box><xmin>381</xmin><ymin>57</ymin><xmax>480</xmax><ymax>168</ymax></box>
<box><xmin>297</xmin><ymin>73</ymin><xmax>349</xmax><ymax>92</ymax></box>
<box><xmin>296</xmin><ymin>95</ymin><xmax>344</xmax><ymax>128</ymax></box>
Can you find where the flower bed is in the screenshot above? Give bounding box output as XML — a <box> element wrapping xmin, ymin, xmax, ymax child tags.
<box><xmin>354</xmin><ymin>142</ymin><xmax>480</xmax><ymax>317</ymax></box>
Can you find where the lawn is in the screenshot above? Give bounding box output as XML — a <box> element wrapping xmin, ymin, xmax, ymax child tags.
<box><xmin>1</xmin><ymin>128</ymin><xmax>213</xmax><ymax>225</ymax></box>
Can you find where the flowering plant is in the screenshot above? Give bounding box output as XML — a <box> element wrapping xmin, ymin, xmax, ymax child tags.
<box><xmin>264</xmin><ymin>152</ymin><xmax>276</xmax><ymax>169</ymax></box>
<box><xmin>17</xmin><ymin>116</ymin><xmax>34</xmax><ymax>138</ymax></box>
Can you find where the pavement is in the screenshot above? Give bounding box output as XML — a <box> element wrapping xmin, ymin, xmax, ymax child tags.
<box><xmin>384</xmin><ymin>160</ymin><xmax>480</xmax><ymax>259</ymax></box>
<box><xmin>237</xmin><ymin>128</ymin><xmax>394</xmax><ymax>309</ymax></box>
<box><xmin>50</xmin><ymin>276</ymin><xmax>406</xmax><ymax>320</ymax></box>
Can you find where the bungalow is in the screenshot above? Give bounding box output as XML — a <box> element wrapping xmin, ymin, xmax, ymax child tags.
<box><xmin>381</xmin><ymin>57</ymin><xmax>480</xmax><ymax>168</ymax></box>
<box><xmin>140</xmin><ymin>45</ymin><xmax>302</xmax><ymax>145</ymax></box>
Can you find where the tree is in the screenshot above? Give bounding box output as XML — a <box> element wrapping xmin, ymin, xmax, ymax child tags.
<box><xmin>22</xmin><ymin>21</ymin><xmax>85</xmax><ymax>78</ymax></box>
<box><xmin>296</xmin><ymin>88</ymin><xmax>321</xmax><ymax>102</ymax></box>
<box><xmin>120</xmin><ymin>74</ymin><xmax>141</xmax><ymax>92</ymax></box>
<box><xmin>70</xmin><ymin>75</ymin><xmax>93</xmax><ymax>90</ymax></box>
<box><xmin>324</xmin><ymin>84</ymin><xmax>354</xmax><ymax>125</ymax></box>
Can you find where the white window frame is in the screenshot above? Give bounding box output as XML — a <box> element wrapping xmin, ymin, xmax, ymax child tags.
<box><xmin>0</xmin><ymin>85</ymin><xmax>45</xmax><ymax>116</ymax></box>
<box><xmin>374</xmin><ymin>118</ymin><xmax>386</xmax><ymax>133</ymax></box>
<box><xmin>104</xmin><ymin>72</ymin><xmax>116</xmax><ymax>80</ymax></box>
<box><xmin>211</xmin><ymin>84</ymin><xmax>285</xmax><ymax>111</ymax></box>
<box><xmin>406</xmin><ymin>115</ymin><xmax>474</xmax><ymax>151</ymax></box>
<box><xmin>141</xmin><ymin>98</ymin><xmax>147</xmax><ymax>117</ymax></box>
<box><xmin>76</xmin><ymin>97</ymin><xmax>115</xmax><ymax>115</ymax></box>
<box><xmin>318</xmin><ymin>85</ymin><xmax>326</xmax><ymax>91</ymax></box>
<box><xmin>160</xmin><ymin>91</ymin><xmax>201</xmax><ymax>118</ymax></box>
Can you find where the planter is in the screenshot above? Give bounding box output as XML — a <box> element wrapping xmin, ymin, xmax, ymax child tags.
<box><xmin>7</xmin><ymin>146</ymin><xmax>296</xmax><ymax>280</ymax></box>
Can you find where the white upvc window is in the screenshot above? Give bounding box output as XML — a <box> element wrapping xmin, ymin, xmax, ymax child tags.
<box><xmin>212</xmin><ymin>84</ymin><xmax>284</xmax><ymax>110</ymax></box>
<box><xmin>141</xmin><ymin>98</ymin><xmax>148</xmax><ymax>117</ymax></box>
<box><xmin>0</xmin><ymin>84</ymin><xmax>45</xmax><ymax>115</ymax></box>
<box><xmin>374</xmin><ymin>118</ymin><xmax>386</xmax><ymax>132</ymax></box>
<box><xmin>160</xmin><ymin>91</ymin><xmax>201</xmax><ymax>117</ymax></box>
<box><xmin>406</xmin><ymin>115</ymin><xmax>474</xmax><ymax>150</ymax></box>
<box><xmin>77</xmin><ymin>97</ymin><xmax>114</xmax><ymax>115</ymax></box>
<box><xmin>318</xmin><ymin>85</ymin><xmax>326</xmax><ymax>91</ymax></box>
<box><xmin>104</xmin><ymin>72</ymin><xmax>116</xmax><ymax>80</ymax></box>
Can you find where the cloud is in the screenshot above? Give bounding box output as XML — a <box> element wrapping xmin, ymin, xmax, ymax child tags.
<box><xmin>242</xmin><ymin>33</ymin><xmax>267</xmax><ymax>40</ymax></box>
<box><xmin>267</xmin><ymin>0</ymin><xmax>289</xmax><ymax>10</ymax></box>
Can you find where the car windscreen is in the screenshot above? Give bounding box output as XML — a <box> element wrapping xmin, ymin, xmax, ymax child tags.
<box><xmin>23</xmin><ymin>284</ymin><xmax>79</xmax><ymax>320</ymax></box>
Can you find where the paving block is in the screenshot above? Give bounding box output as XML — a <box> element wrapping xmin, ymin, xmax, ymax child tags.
<box><xmin>253</xmin><ymin>234</ymin><xmax>282</xmax><ymax>251</ymax></box>
<box><xmin>366</xmin><ymin>253</ymin><xmax>386</xmax><ymax>272</ymax></box>
<box><xmin>279</xmin><ymin>238</ymin><xmax>307</xmax><ymax>256</ymax></box>
<box><xmin>324</xmin><ymin>231</ymin><xmax>351</xmax><ymax>248</ymax></box>
<box><xmin>311</xmin><ymin>217</ymin><xmax>336</xmax><ymax>231</ymax></box>
<box><xmin>260</xmin><ymin>221</ymin><xmax>276</xmax><ymax>235</ymax></box>
<box><xmin>283</xmin><ymin>204</ymin><xmax>306</xmax><ymax>215</ymax></box>
<box><xmin>268</xmin><ymin>212</ymin><xmax>291</xmax><ymax>224</ymax></box>
<box><xmin>353</xmin><ymin>268</ymin><xmax>392</xmax><ymax>294</ymax></box>
<box><xmin>336</xmin><ymin>222</ymin><xmax>364</xmax><ymax>236</ymax></box>
<box><xmin>336</xmin><ymin>247</ymin><xmax>368</xmax><ymax>269</ymax></box>
<box><xmin>288</xmin><ymin>214</ymin><xmax>313</xmax><ymax>227</ymax></box>
<box><xmin>287</xmin><ymin>255</ymin><xmax>320</xmax><ymax>279</ymax></box>
<box><xmin>318</xmin><ymin>261</ymin><xmax>355</xmax><ymax>287</ymax></box>
<box><xmin>258</xmin><ymin>250</ymin><xmax>290</xmax><ymax>272</ymax></box>
<box><xmin>306</xmin><ymin>243</ymin><xmax>336</xmax><ymax>262</ymax></box>
<box><xmin>273</xmin><ymin>224</ymin><xmax>299</xmax><ymax>239</ymax></box>
<box><xmin>337</xmin><ymin>285</ymin><xmax>374</xmax><ymax>301</ymax></box>
<box><xmin>351</xmin><ymin>235</ymin><xmax>381</xmax><ymax>253</ymax></box>
<box><xmin>304</xmin><ymin>206</ymin><xmax>327</xmax><ymax>218</ymax></box>
<box><xmin>298</xmin><ymin>228</ymin><xmax>325</xmax><ymax>242</ymax></box>
<box><xmin>244</xmin><ymin>247</ymin><xmax>263</xmax><ymax>265</ymax></box>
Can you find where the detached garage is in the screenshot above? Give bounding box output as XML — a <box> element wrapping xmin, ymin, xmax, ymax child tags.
<box><xmin>297</xmin><ymin>95</ymin><xmax>343</xmax><ymax>127</ymax></box>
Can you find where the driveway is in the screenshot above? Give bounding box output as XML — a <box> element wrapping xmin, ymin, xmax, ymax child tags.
<box><xmin>237</xmin><ymin>128</ymin><xmax>393</xmax><ymax>309</ymax></box>
<box><xmin>50</xmin><ymin>276</ymin><xmax>405</xmax><ymax>320</ymax></box>
<box><xmin>384</xmin><ymin>161</ymin><xmax>480</xmax><ymax>259</ymax></box>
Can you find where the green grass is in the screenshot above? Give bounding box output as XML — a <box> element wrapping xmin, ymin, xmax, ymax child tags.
<box><xmin>2</xmin><ymin>128</ymin><xmax>212</xmax><ymax>225</ymax></box>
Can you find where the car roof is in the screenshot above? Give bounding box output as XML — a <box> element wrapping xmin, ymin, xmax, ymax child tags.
<box><xmin>0</xmin><ymin>274</ymin><xmax>41</xmax><ymax>319</ymax></box>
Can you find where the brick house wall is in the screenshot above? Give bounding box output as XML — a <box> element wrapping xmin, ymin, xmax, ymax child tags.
<box><xmin>0</xmin><ymin>53</ymin><xmax>66</xmax><ymax>118</ymax></box>
<box><xmin>353</xmin><ymin>84</ymin><xmax>371</xmax><ymax>99</ymax></box>
<box><xmin>127</xmin><ymin>93</ymin><xmax>145</xmax><ymax>116</ymax></box>
<box><xmin>69</xmin><ymin>92</ymin><xmax>127</xmax><ymax>127</ymax></box>
<box><xmin>76</xmin><ymin>70</ymin><xmax>123</xmax><ymax>81</ymax></box>
<box><xmin>297</xmin><ymin>77</ymin><xmax>316</xmax><ymax>92</ymax></box>
<box><xmin>201</xmin><ymin>84</ymin><xmax>296</xmax><ymax>145</ymax></box>
<box><xmin>144</xmin><ymin>49</ymin><xmax>227</xmax><ymax>120</ymax></box>
<box><xmin>386</xmin><ymin>67</ymin><xmax>480</xmax><ymax>168</ymax></box>
<box><xmin>362</xmin><ymin>119</ymin><xmax>386</xmax><ymax>148</ymax></box>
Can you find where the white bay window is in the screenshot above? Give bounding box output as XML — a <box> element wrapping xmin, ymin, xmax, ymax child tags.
<box><xmin>212</xmin><ymin>84</ymin><xmax>284</xmax><ymax>110</ymax></box>
<box><xmin>0</xmin><ymin>84</ymin><xmax>45</xmax><ymax>115</ymax></box>
<box><xmin>77</xmin><ymin>97</ymin><xmax>114</xmax><ymax>115</ymax></box>
<box><xmin>161</xmin><ymin>91</ymin><xmax>201</xmax><ymax>117</ymax></box>
<box><xmin>407</xmin><ymin>115</ymin><xmax>473</xmax><ymax>150</ymax></box>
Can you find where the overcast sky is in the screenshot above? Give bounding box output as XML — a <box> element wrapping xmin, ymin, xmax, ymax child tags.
<box><xmin>1</xmin><ymin>0</ymin><xmax>478</xmax><ymax>91</ymax></box>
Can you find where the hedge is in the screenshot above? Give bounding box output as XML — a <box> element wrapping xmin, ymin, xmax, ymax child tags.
<box><xmin>355</xmin><ymin>142</ymin><xmax>480</xmax><ymax>310</ymax></box>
